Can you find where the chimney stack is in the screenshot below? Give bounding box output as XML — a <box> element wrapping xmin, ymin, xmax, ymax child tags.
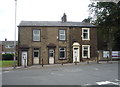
<box><xmin>5</xmin><ymin>38</ymin><xmax>7</xmax><ymax>41</ymax></box>
<box><xmin>61</xmin><ymin>13</ymin><xmax>67</xmax><ymax>22</ymax></box>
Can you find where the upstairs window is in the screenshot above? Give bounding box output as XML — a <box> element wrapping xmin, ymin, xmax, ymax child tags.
<box><xmin>59</xmin><ymin>30</ymin><xmax>66</xmax><ymax>40</ymax></box>
<box><xmin>82</xmin><ymin>28</ymin><xmax>90</xmax><ymax>40</ymax></box>
<box><xmin>5</xmin><ymin>45</ymin><xmax>14</xmax><ymax>48</ymax></box>
<box><xmin>33</xmin><ymin>29</ymin><xmax>40</xmax><ymax>41</ymax></box>
<box><xmin>59</xmin><ymin>47</ymin><xmax>66</xmax><ymax>59</ymax></box>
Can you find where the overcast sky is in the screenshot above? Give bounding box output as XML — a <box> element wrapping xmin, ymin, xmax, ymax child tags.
<box><xmin>0</xmin><ymin>0</ymin><xmax>91</xmax><ymax>41</ymax></box>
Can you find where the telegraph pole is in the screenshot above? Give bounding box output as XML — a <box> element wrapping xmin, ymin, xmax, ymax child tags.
<box><xmin>13</xmin><ymin>0</ymin><xmax>17</xmax><ymax>69</ymax></box>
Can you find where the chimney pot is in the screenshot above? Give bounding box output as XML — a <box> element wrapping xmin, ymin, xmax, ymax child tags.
<box><xmin>61</xmin><ymin>13</ymin><xmax>67</xmax><ymax>22</ymax></box>
<box><xmin>5</xmin><ymin>38</ymin><xmax>7</xmax><ymax>41</ymax></box>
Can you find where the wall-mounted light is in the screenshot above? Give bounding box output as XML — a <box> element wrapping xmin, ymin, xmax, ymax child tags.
<box><xmin>57</xmin><ymin>36</ymin><xmax>58</xmax><ymax>39</ymax></box>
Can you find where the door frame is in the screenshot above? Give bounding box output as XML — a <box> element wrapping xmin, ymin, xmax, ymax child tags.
<box><xmin>72</xmin><ymin>42</ymin><xmax>80</xmax><ymax>63</ymax></box>
<box><xmin>33</xmin><ymin>49</ymin><xmax>40</xmax><ymax>65</ymax></box>
<box><xmin>73</xmin><ymin>47</ymin><xmax>80</xmax><ymax>62</ymax></box>
<box><xmin>48</xmin><ymin>48</ymin><xmax>55</xmax><ymax>64</ymax></box>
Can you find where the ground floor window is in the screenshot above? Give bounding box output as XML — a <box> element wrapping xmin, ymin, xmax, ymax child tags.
<box><xmin>59</xmin><ymin>47</ymin><xmax>66</xmax><ymax>59</ymax></box>
<box><xmin>82</xmin><ymin>45</ymin><xmax>90</xmax><ymax>58</ymax></box>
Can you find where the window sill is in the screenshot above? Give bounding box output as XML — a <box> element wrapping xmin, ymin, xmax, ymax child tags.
<box><xmin>32</xmin><ymin>41</ymin><xmax>41</xmax><ymax>42</ymax></box>
<box><xmin>82</xmin><ymin>57</ymin><xmax>90</xmax><ymax>58</ymax></box>
<box><xmin>82</xmin><ymin>39</ymin><xmax>90</xmax><ymax>41</ymax></box>
<box><xmin>58</xmin><ymin>58</ymin><xmax>67</xmax><ymax>60</ymax></box>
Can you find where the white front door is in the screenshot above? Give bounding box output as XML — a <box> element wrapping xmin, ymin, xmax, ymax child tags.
<box><xmin>22</xmin><ymin>51</ymin><xmax>27</xmax><ymax>67</ymax></box>
<box><xmin>33</xmin><ymin>50</ymin><xmax>39</xmax><ymax>64</ymax></box>
<box><xmin>49</xmin><ymin>49</ymin><xmax>54</xmax><ymax>64</ymax></box>
<box><xmin>73</xmin><ymin>47</ymin><xmax>80</xmax><ymax>62</ymax></box>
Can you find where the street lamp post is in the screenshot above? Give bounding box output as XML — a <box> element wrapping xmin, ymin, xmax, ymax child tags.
<box><xmin>13</xmin><ymin>0</ymin><xmax>17</xmax><ymax>69</ymax></box>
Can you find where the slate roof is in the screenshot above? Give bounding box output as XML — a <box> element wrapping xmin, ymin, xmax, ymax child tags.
<box><xmin>2</xmin><ymin>41</ymin><xmax>18</xmax><ymax>45</ymax></box>
<box><xmin>18</xmin><ymin>21</ymin><xmax>96</xmax><ymax>27</ymax></box>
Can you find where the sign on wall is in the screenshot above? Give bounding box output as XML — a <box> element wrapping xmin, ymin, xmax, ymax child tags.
<box><xmin>103</xmin><ymin>51</ymin><xmax>109</xmax><ymax>58</ymax></box>
<box><xmin>112</xmin><ymin>51</ymin><xmax>120</xmax><ymax>59</ymax></box>
<box><xmin>103</xmin><ymin>51</ymin><xmax>120</xmax><ymax>59</ymax></box>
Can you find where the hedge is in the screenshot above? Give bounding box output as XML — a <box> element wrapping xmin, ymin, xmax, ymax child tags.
<box><xmin>2</xmin><ymin>54</ymin><xmax>14</xmax><ymax>60</ymax></box>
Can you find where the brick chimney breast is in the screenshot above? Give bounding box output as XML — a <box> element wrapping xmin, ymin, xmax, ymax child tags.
<box><xmin>61</xmin><ymin>13</ymin><xmax>67</xmax><ymax>22</ymax></box>
<box><xmin>5</xmin><ymin>38</ymin><xmax>7</xmax><ymax>41</ymax></box>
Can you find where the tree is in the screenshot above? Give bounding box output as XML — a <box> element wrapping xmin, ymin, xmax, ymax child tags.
<box><xmin>87</xmin><ymin>1</ymin><xmax>120</xmax><ymax>59</ymax></box>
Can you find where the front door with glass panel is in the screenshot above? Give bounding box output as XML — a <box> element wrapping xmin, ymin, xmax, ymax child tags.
<box><xmin>73</xmin><ymin>47</ymin><xmax>80</xmax><ymax>62</ymax></box>
<box><xmin>22</xmin><ymin>51</ymin><xmax>27</xmax><ymax>67</ymax></box>
<box><xmin>49</xmin><ymin>49</ymin><xmax>54</xmax><ymax>64</ymax></box>
<box><xmin>33</xmin><ymin>50</ymin><xmax>39</xmax><ymax>64</ymax></box>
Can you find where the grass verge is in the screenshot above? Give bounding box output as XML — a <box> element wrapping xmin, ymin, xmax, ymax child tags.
<box><xmin>0</xmin><ymin>60</ymin><xmax>17</xmax><ymax>67</ymax></box>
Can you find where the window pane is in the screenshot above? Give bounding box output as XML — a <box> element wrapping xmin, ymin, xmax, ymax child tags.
<box><xmin>84</xmin><ymin>50</ymin><xmax>88</xmax><ymax>56</ymax></box>
<box><xmin>84</xmin><ymin>30</ymin><xmax>88</xmax><ymax>33</ymax></box>
<box><xmin>33</xmin><ymin>30</ymin><xmax>40</xmax><ymax>41</ymax></box>
<box><xmin>34</xmin><ymin>52</ymin><xmax>38</xmax><ymax>57</ymax></box>
<box><xmin>60</xmin><ymin>51</ymin><xmax>65</xmax><ymax>58</ymax></box>
<box><xmin>82</xmin><ymin>29</ymin><xmax>89</xmax><ymax>40</ymax></box>
<box><xmin>60</xmin><ymin>30</ymin><xmax>65</xmax><ymax>34</ymax></box>
<box><xmin>33</xmin><ymin>36</ymin><xmax>40</xmax><ymax>41</ymax></box>
<box><xmin>60</xmin><ymin>48</ymin><xmax>64</xmax><ymax>50</ymax></box>
<box><xmin>83</xmin><ymin>33</ymin><xmax>88</xmax><ymax>39</ymax></box>
<box><xmin>33</xmin><ymin>30</ymin><xmax>40</xmax><ymax>34</ymax></box>
<box><xmin>49</xmin><ymin>50</ymin><xmax>54</xmax><ymax>57</ymax></box>
<box><xmin>49</xmin><ymin>53</ymin><xmax>54</xmax><ymax>57</ymax></box>
<box><xmin>82</xmin><ymin>45</ymin><xmax>90</xmax><ymax>58</ymax></box>
<box><xmin>9</xmin><ymin>45</ymin><xmax>14</xmax><ymax>48</ymax></box>
<box><xmin>59</xmin><ymin>30</ymin><xmax>66</xmax><ymax>40</ymax></box>
<box><xmin>59</xmin><ymin>47</ymin><xmax>66</xmax><ymax>59</ymax></box>
<box><xmin>74</xmin><ymin>48</ymin><xmax>78</xmax><ymax>50</ymax></box>
<box><xmin>84</xmin><ymin>46</ymin><xmax>88</xmax><ymax>50</ymax></box>
<box><xmin>60</xmin><ymin>35</ymin><xmax>65</xmax><ymax>40</ymax></box>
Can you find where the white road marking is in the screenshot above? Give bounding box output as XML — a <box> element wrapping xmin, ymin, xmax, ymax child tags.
<box><xmin>94</xmin><ymin>68</ymin><xmax>99</xmax><ymax>70</ymax></box>
<box><xmin>84</xmin><ymin>83</ymin><xmax>91</xmax><ymax>85</ymax></box>
<box><xmin>96</xmin><ymin>81</ymin><xmax>119</xmax><ymax>85</ymax></box>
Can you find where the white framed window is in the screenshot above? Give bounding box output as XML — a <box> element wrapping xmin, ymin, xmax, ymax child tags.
<box><xmin>5</xmin><ymin>45</ymin><xmax>14</xmax><ymax>48</ymax></box>
<box><xmin>33</xmin><ymin>29</ymin><xmax>40</xmax><ymax>41</ymax></box>
<box><xmin>82</xmin><ymin>28</ymin><xmax>90</xmax><ymax>40</ymax></box>
<box><xmin>82</xmin><ymin>45</ymin><xmax>90</xmax><ymax>58</ymax></box>
<box><xmin>59</xmin><ymin>30</ymin><xmax>66</xmax><ymax>40</ymax></box>
<box><xmin>59</xmin><ymin>47</ymin><xmax>66</xmax><ymax>59</ymax></box>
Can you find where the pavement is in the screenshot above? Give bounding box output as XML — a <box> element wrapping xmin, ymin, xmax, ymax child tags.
<box><xmin>2</xmin><ymin>60</ymin><xmax>119</xmax><ymax>71</ymax></box>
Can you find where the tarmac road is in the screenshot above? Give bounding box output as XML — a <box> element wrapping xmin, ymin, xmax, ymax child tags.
<box><xmin>2</xmin><ymin>62</ymin><xmax>120</xmax><ymax>86</ymax></box>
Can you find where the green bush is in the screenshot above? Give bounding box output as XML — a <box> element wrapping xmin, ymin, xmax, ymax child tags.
<box><xmin>2</xmin><ymin>54</ymin><xmax>14</xmax><ymax>60</ymax></box>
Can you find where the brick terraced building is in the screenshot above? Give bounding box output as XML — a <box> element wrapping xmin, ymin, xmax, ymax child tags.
<box><xmin>18</xmin><ymin>13</ymin><xmax>97</xmax><ymax>66</ymax></box>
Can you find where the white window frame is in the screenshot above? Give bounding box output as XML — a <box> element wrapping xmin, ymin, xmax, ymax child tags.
<box><xmin>82</xmin><ymin>28</ymin><xmax>90</xmax><ymax>40</ymax></box>
<box><xmin>82</xmin><ymin>45</ymin><xmax>90</xmax><ymax>58</ymax></box>
<box><xmin>59</xmin><ymin>47</ymin><xmax>66</xmax><ymax>59</ymax></box>
<box><xmin>33</xmin><ymin>29</ymin><xmax>40</xmax><ymax>41</ymax></box>
<box><xmin>59</xmin><ymin>30</ymin><xmax>66</xmax><ymax>40</ymax></box>
<box><xmin>5</xmin><ymin>45</ymin><xmax>14</xmax><ymax>48</ymax></box>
